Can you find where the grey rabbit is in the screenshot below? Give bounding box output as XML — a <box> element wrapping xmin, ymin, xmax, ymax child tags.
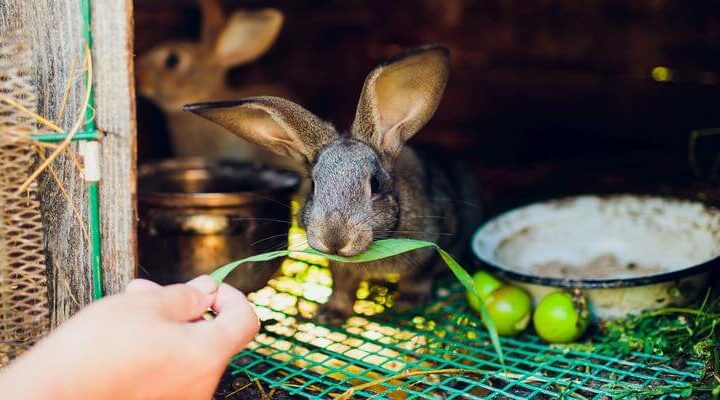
<box><xmin>184</xmin><ymin>45</ymin><xmax>480</xmax><ymax>321</ymax></box>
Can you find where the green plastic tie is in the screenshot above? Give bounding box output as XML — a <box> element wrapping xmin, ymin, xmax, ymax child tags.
<box><xmin>88</xmin><ymin>182</ymin><xmax>103</xmax><ymax>299</ymax></box>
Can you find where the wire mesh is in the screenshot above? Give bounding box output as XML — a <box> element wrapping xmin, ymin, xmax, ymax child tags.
<box><xmin>227</xmin><ymin>256</ymin><xmax>705</xmax><ymax>399</ymax></box>
<box><xmin>0</xmin><ymin>30</ymin><xmax>50</xmax><ymax>367</ymax></box>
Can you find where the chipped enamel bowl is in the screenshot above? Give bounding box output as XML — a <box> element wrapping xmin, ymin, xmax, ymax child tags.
<box><xmin>472</xmin><ymin>195</ymin><xmax>720</xmax><ymax>320</ymax></box>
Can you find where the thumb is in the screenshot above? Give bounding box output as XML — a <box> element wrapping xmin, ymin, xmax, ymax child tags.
<box><xmin>197</xmin><ymin>284</ymin><xmax>259</xmax><ymax>355</ymax></box>
<box><xmin>155</xmin><ymin>278</ymin><xmax>216</xmax><ymax>321</ymax></box>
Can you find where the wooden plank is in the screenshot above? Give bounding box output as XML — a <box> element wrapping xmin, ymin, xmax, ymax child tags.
<box><xmin>92</xmin><ymin>0</ymin><xmax>137</xmax><ymax>301</ymax></box>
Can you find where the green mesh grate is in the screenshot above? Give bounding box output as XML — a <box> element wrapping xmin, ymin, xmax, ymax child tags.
<box><xmin>226</xmin><ymin>256</ymin><xmax>705</xmax><ymax>399</ymax></box>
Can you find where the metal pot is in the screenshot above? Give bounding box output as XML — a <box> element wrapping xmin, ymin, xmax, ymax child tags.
<box><xmin>138</xmin><ymin>158</ymin><xmax>300</xmax><ymax>293</ymax></box>
<box><xmin>472</xmin><ymin>195</ymin><xmax>720</xmax><ymax>320</ymax></box>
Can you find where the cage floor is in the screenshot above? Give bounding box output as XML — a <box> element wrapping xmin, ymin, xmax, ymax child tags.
<box><xmin>226</xmin><ymin>256</ymin><xmax>705</xmax><ymax>399</ymax></box>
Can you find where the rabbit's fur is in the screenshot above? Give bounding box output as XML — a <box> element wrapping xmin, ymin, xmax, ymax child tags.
<box><xmin>185</xmin><ymin>45</ymin><xmax>480</xmax><ymax>321</ymax></box>
<box><xmin>137</xmin><ymin>0</ymin><xmax>293</xmax><ymax>165</ymax></box>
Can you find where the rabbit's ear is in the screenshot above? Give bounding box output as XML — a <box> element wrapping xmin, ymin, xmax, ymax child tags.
<box><xmin>213</xmin><ymin>9</ymin><xmax>283</xmax><ymax>68</ymax></box>
<box><xmin>199</xmin><ymin>0</ymin><xmax>226</xmax><ymax>46</ymax></box>
<box><xmin>352</xmin><ymin>45</ymin><xmax>449</xmax><ymax>157</ymax></box>
<box><xmin>184</xmin><ymin>97</ymin><xmax>336</xmax><ymax>163</ymax></box>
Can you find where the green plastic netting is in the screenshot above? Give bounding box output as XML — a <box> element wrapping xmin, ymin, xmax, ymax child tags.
<box><xmin>225</xmin><ymin>253</ymin><xmax>704</xmax><ymax>399</ymax></box>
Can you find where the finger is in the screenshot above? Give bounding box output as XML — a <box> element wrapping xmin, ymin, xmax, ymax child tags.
<box><xmin>156</xmin><ymin>284</ymin><xmax>214</xmax><ymax>322</ymax></box>
<box><xmin>185</xmin><ymin>275</ymin><xmax>219</xmax><ymax>322</ymax></box>
<box><xmin>185</xmin><ymin>275</ymin><xmax>219</xmax><ymax>296</ymax></box>
<box><xmin>201</xmin><ymin>284</ymin><xmax>259</xmax><ymax>354</ymax></box>
<box><xmin>125</xmin><ymin>279</ymin><xmax>162</xmax><ymax>293</ymax></box>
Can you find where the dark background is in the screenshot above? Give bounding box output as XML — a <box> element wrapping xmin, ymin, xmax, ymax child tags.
<box><xmin>134</xmin><ymin>0</ymin><xmax>720</xmax><ymax>214</ymax></box>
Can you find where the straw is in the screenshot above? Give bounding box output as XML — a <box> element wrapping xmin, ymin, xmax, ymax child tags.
<box><xmin>15</xmin><ymin>44</ymin><xmax>93</xmax><ymax>194</ymax></box>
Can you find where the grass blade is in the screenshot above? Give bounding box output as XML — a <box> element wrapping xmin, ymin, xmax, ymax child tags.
<box><xmin>210</xmin><ymin>250</ymin><xmax>290</xmax><ymax>283</ymax></box>
<box><xmin>208</xmin><ymin>238</ymin><xmax>504</xmax><ymax>365</ymax></box>
<box><xmin>436</xmin><ymin>247</ymin><xmax>504</xmax><ymax>366</ymax></box>
<box><xmin>301</xmin><ymin>238</ymin><xmax>434</xmax><ymax>262</ymax></box>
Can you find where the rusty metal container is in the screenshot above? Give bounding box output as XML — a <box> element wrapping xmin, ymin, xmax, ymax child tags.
<box><xmin>138</xmin><ymin>158</ymin><xmax>300</xmax><ymax>293</ymax></box>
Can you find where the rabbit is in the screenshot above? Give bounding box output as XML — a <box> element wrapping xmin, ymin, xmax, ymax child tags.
<box><xmin>136</xmin><ymin>0</ymin><xmax>295</xmax><ymax>167</ymax></box>
<box><xmin>183</xmin><ymin>45</ymin><xmax>481</xmax><ymax>321</ymax></box>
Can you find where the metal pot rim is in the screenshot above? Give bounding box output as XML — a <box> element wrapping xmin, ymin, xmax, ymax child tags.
<box><xmin>471</xmin><ymin>194</ymin><xmax>720</xmax><ymax>289</ymax></box>
<box><xmin>138</xmin><ymin>157</ymin><xmax>301</xmax><ymax>207</ymax></box>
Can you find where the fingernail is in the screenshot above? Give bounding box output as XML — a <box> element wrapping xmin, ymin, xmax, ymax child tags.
<box><xmin>189</xmin><ymin>275</ymin><xmax>218</xmax><ymax>295</ymax></box>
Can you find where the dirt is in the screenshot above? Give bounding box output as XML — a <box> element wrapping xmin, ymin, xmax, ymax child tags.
<box><xmin>214</xmin><ymin>370</ymin><xmax>297</xmax><ymax>400</ymax></box>
<box><xmin>531</xmin><ymin>253</ymin><xmax>666</xmax><ymax>279</ymax></box>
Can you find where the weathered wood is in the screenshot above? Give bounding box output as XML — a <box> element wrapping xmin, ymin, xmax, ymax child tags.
<box><xmin>2</xmin><ymin>0</ymin><xmax>91</xmax><ymax>327</ymax></box>
<box><xmin>92</xmin><ymin>0</ymin><xmax>137</xmax><ymax>304</ymax></box>
<box><xmin>0</xmin><ymin>0</ymin><xmax>136</xmax><ymax>326</ymax></box>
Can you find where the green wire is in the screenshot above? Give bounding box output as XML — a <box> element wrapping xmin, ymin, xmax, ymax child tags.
<box><xmin>30</xmin><ymin>131</ymin><xmax>99</xmax><ymax>142</ymax></box>
<box><xmin>80</xmin><ymin>0</ymin><xmax>96</xmax><ymax>134</ymax></box>
<box><xmin>88</xmin><ymin>182</ymin><xmax>103</xmax><ymax>299</ymax></box>
<box><xmin>80</xmin><ymin>0</ymin><xmax>103</xmax><ymax>299</ymax></box>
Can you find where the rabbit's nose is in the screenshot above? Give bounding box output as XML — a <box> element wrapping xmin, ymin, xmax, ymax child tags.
<box><xmin>306</xmin><ymin>231</ymin><xmax>346</xmax><ymax>255</ymax></box>
<box><xmin>321</xmin><ymin>235</ymin><xmax>347</xmax><ymax>255</ymax></box>
<box><xmin>307</xmin><ymin>210</ymin><xmax>350</xmax><ymax>255</ymax></box>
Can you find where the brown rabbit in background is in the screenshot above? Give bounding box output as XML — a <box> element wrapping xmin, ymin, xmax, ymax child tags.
<box><xmin>137</xmin><ymin>0</ymin><xmax>293</xmax><ymax>163</ymax></box>
<box><xmin>184</xmin><ymin>45</ymin><xmax>481</xmax><ymax>321</ymax></box>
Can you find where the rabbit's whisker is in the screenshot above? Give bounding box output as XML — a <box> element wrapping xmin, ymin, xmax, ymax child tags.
<box><xmin>270</xmin><ymin>240</ymin><xmax>292</xmax><ymax>252</ymax></box>
<box><xmin>227</xmin><ymin>217</ymin><xmax>292</xmax><ymax>225</ymax></box>
<box><xmin>397</xmin><ymin>252</ymin><xmax>421</xmax><ymax>270</ymax></box>
<box><xmin>345</xmin><ymin>208</ymin><xmax>385</xmax><ymax>232</ymax></box>
<box><xmin>375</xmin><ymin>230</ymin><xmax>453</xmax><ymax>237</ymax></box>
<box><xmin>406</xmin><ymin>215</ymin><xmax>444</xmax><ymax>220</ymax></box>
<box><xmin>243</xmin><ymin>193</ymin><xmax>292</xmax><ymax>210</ymax></box>
<box><xmin>290</xmin><ymin>239</ymin><xmax>309</xmax><ymax>250</ymax></box>
<box><xmin>250</xmin><ymin>233</ymin><xmax>291</xmax><ymax>247</ymax></box>
<box><xmin>448</xmin><ymin>199</ymin><xmax>482</xmax><ymax>210</ymax></box>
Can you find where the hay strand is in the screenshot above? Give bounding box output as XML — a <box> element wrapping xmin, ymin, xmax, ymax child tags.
<box><xmin>0</xmin><ymin>94</ymin><xmax>63</xmax><ymax>133</ymax></box>
<box><xmin>16</xmin><ymin>43</ymin><xmax>93</xmax><ymax>194</ymax></box>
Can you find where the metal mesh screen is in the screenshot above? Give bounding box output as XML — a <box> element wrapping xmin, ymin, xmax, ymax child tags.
<box><xmin>226</xmin><ymin>255</ymin><xmax>705</xmax><ymax>399</ymax></box>
<box><xmin>0</xmin><ymin>31</ymin><xmax>50</xmax><ymax>367</ymax></box>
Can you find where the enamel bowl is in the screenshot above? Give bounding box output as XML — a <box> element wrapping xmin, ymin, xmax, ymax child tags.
<box><xmin>472</xmin><ymin>195</ymin><xmax>720</xmax><ymax>320</ymax></box>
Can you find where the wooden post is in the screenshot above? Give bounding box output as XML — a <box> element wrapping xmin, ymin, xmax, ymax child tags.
<box><xmin>91</xmin><ymin>0</ymin><xmax>137</xmax><ymax>311</ymax></box>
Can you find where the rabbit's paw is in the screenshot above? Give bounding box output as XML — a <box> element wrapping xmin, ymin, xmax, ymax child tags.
<box><xmin>393</xmin><ymin>291</ymin><xmax>432</xmax><ymax>313</ymax></box>
<box><xmin>314</xmin><ymin>303</ymin><xmax>352</xmax><ymax>325</ymax></box>
<box><xmin>394</xmin><ymin>278</ymin><xmax>433</xmax><ymax>313</ymax></box>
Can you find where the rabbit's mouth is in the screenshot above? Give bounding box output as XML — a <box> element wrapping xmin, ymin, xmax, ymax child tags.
<box><xmin>337</xmin><ymin>231</ymin><xmax>373</xmax><ymax>257</ymax></box>
<box><xmin>306</xmin><ymin>221</ymin><xmax>373</xmax><ymax>257</ymax></box>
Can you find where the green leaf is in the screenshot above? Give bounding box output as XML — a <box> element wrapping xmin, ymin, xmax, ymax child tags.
<box><xmin>436</xmin><ymin>247</ymin><xmax>504</xmax><ymax>366</ymax></box>
<box><xmin>208</xmin><ymin>238</ymin><xmax>504</xmax><ymax>365</ymax></box>
<box><xmin>210</xmin><ymin>250</ymin><xmax>290</xmax><ymax>284</ymax></box>
<box><xmin>301</xmin><ymin>238</ymin><xmax>434</xmax><ymax>263</ymax></box>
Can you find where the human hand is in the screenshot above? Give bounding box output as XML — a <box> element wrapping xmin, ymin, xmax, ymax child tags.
<box><xmin>0</xmin><ymin>275</ymin><xmax>259</xmax><ymax>400</ymax></box>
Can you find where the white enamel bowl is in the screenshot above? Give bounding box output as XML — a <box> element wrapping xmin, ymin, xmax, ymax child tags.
<box><xmin>472</xmin><ymin>195</ymin><xmax>720</xmax><ymax>320</ymax></box>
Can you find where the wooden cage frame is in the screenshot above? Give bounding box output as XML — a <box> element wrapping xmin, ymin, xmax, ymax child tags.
<box><xmin>1</xmin><ymin>0</ymin><xmax>136</xmax><ymax>326</ymax></box>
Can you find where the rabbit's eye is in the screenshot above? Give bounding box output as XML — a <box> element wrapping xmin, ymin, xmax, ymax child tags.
<box><xmin>164</xmin><ymin>52</ymin><xmax>180</xmax><ymax>70</ymax></box>
<box><xmin>369</xmin><ymin>176</ymin><xmax>381</xmax><ymax>194</ymax></box>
